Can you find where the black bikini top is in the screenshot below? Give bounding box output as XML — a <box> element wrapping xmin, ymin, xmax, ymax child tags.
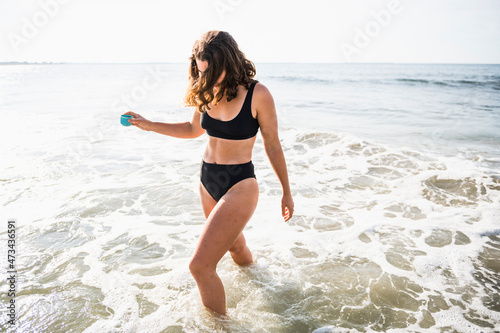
<box><xmin>201</xmin><ymin>82</ymin><xmax>259</xmax><ymax>140</ymax></box>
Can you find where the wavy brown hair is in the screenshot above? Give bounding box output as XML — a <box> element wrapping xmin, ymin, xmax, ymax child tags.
<box><xmin>184</xmin><ymin>31</ymin><xmax>257</xmax><ymax>113</ymax></box>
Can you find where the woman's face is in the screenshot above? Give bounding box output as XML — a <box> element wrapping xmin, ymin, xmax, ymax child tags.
<box><xmin>196</xmin><ymin>59</ymin><xmax>226</xmax><ymax>88</ymax></box>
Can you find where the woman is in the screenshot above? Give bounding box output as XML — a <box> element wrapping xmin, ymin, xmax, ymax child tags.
<box><xmin>125</xmin><ymin>30</ymin><xmax>294</xmax><ymax>315</ymax></box>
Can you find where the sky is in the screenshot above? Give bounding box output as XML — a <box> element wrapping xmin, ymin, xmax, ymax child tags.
<box><xmin>1</xmin><ymin>0</ymin><xmax>499</xmax><ymax>64</ymax></box>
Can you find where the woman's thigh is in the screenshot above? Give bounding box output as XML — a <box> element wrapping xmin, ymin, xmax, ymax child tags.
<box><xmin>199</xmin><ymin>182</ymin><xmax>217</xmax><ymax>219</ymax></box>
<box><xmin>193</xmin><ymin>178</ymin><xmax>259</xmax><ymax>267</ymax></box>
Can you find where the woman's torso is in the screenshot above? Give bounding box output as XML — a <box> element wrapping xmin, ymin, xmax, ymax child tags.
<box><xmin>202</xmin><ymin>84</ymin><xmax>258</xmax><ymax>164</ymax></box>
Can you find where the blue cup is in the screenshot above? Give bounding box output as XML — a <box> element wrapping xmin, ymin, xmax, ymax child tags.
<box><xmin>121</xmin><ymin>114</ymin><xmax>133</xmax><ymax>126</ymax></box>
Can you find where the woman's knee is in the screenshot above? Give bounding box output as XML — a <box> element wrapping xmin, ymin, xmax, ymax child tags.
<box><xmin>229</xmin><ymin>240</ymin><xmax>246</xmax><ymax>255</ymax></box>
<box><xmin>229</xmin><ymin>232</ymin><xmax>247</xmax><ymax>253</ymax></box>
<box><xmin>189</xmin><ymin>256</ymin><xmax>215</xmax><ymax>277</ymax></box>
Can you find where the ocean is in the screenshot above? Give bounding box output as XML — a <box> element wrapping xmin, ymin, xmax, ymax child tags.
<box><xmin>1</xmin><ymin>63</ymin><xmax>499</xmax><ymax>332</ymax></box>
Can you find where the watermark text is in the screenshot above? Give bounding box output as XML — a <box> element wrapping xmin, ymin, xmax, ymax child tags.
<box><xmin>6</xmin><ymin>220</ymin><xmax>17</xmax><ymax>326</ymax></box>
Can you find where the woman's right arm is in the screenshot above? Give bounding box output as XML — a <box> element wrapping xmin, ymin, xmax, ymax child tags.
<box><xmin>124</xmin><ymin>111</ymin><xmax>205</xmax><ymax>139</ymax></box>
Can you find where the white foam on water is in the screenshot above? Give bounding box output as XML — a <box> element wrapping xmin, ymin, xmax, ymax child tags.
<box><xmin>4</xmin><ymin>122</ymin><xmax>499</xmax><ymax>332</ymax></box>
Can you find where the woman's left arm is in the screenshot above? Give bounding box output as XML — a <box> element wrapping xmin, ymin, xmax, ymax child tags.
<box><xmin>255</xmin><ymin>83</ymin><xmax>294</xmax><ymax>222</ymax></box>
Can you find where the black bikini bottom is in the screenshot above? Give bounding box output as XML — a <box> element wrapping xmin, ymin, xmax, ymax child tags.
<box><xmin>200</xmin><ymin>160</ymin><xmax>256</xmax><ymax>202</ymax></box>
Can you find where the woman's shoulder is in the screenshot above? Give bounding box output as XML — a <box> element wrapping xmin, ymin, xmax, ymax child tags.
<box><xmin>253</xmin><ymin>81</ymin><xmax>274</xmax><ymax>106</ymax></box>
<box><xmin>251</xmin><ymin>82</ymin><xmax>275</xmax><ymax>119</ymax></box>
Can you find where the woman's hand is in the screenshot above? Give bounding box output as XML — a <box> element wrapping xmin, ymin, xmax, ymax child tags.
<box><xmin>124</xmin><ymin>111</ymin><xmax>153</xmax><ymax>131</ymax></box>
<box><xmin>281</xmin><ymin>193</ymin><xmax>294</xmax><ymax>222</ymax></box>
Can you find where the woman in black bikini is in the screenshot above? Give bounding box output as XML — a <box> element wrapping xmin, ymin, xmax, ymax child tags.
<box><xmin>125</xmin><ymin>30</ymin><xmax>294</xmax><ymax>315</ymax></box>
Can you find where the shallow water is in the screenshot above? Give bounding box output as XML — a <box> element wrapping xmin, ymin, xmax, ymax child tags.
<box><xmin>1</xmin><ymin>63</ymin><xmax>499</xmax><ymax>332</ymax></box>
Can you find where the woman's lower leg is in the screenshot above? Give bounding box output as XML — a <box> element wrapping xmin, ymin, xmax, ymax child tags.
<box><xmin>190</xmin><ymin>263</ymin><xmax>226</xmax><ymax>315</ymax></box>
